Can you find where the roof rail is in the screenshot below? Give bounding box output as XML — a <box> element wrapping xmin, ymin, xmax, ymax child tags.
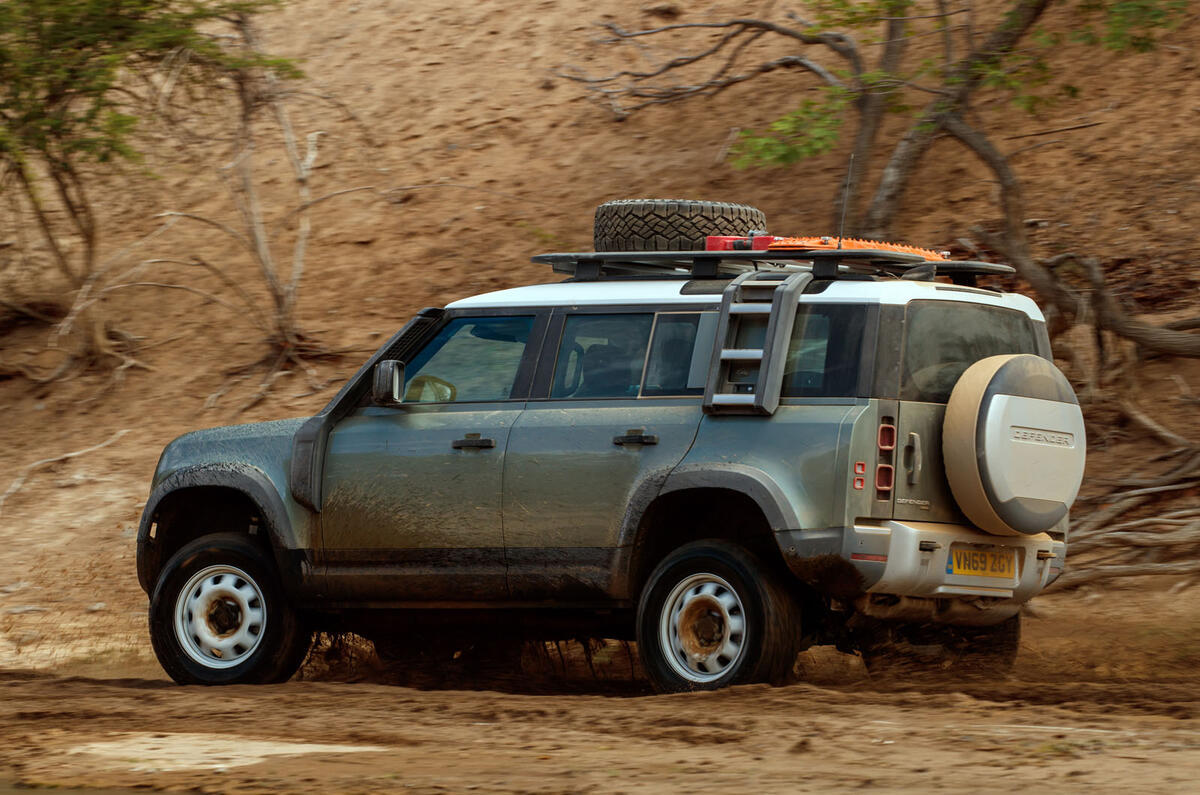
<box><xmin>531</xmin><ymin>249</ymin><xmax>1015</xmax><ymax>286</ymax></box>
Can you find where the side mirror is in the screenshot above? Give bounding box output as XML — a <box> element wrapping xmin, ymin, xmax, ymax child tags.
<box><xmin>372</xmin><ymin>360</ymin><xmax>404</xmax><ymax>405</ymax></box>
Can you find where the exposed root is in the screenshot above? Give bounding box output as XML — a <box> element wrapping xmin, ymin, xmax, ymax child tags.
<box><xmin>0</xmin><ymin>429</ymin><xmax>131</xmax><ymax>519</ymax></box>
<box><xmin>205</xmin><ymin>329</ymin><xmax>342</xmax><ymax>413</ymax></box>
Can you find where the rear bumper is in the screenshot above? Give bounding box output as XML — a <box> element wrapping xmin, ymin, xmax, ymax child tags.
<box><xmin>779</xmin><ymin>519</ymin><xmax>1066</xmax><ymax>626</ymax></box>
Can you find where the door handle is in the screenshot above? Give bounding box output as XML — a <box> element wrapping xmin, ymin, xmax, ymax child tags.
<box><xmin>905</xmin><ymin>431</ymin><xmax>923</xmax><ymax>485</ymax></box>
<box><xmin>452</xmin><ymin>436</ymin><xmax>496</xmax><ymax>450</ymax></box>
<box><xmin>613</xmin><ymin>431</ymin><xmax>659</xmax><ymax>446</ymax></box>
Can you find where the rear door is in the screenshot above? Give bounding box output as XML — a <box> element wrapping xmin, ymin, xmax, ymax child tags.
<box><xmin>502</xmin><ymin>309</ymin><xmax>713</xmax><ymax>600</ymax></box>
<box><xmin>892</xmin><ymin>300</ymin><xmax>1039</xmax><ymax>523</ymax></box>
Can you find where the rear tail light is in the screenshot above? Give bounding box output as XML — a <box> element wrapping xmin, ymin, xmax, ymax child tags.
<box><xmin>875</xmin><ymin>464</ymin><xmax>895</xmax><ymax>491</ymax></box>
<box><xmin>877</xmin><ymin>416</ymin><xmax>896</xmax><ymax>501</ymax></box>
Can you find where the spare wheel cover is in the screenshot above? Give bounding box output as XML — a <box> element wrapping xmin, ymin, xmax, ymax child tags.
<box><xmin>943</xmin><ymin>354</ymin><xmax>1086</xmax><ymax>536</ymax></box>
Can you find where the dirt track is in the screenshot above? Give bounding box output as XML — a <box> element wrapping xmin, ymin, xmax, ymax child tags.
<box><xmin>4</xmin><ymin>593</ymin><xmax>1200</xmax><ymax>795</ymax></box>
<box><xmin>1</xmin><ymin>666</ymin><xmax>1198</xmax><ymax>794</ymax></box>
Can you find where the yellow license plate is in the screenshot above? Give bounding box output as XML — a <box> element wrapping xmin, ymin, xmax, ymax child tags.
<box><xmin>947</xmin><ymin>546</ymin><xmax>1016</xmax><ymax>578</ymax></box>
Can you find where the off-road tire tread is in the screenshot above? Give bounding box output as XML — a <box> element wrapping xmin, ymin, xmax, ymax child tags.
<box><xmin>594</xmin><ymin>199</ymin><xmax>767</xmax><ymax>251</ymax></box>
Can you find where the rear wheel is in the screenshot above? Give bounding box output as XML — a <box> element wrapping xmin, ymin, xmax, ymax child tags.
<box><xmin>594</xmin><ymin>199</ymin><xmax>767</xmax><ymax>252</ymax></box>
<box><xmin>637</xmin><ymin>540</ymin><xmax>800</xmax><ymax>692</ymax></box>
<box><xmin>861</xmin><ymin>615</ymin><xmax>1020</xmax><ymax>677</ymax></box>
<box><xmin>149</xmin><ymin>533</ymin><xmax>312</xmax><ymax>685</ymax></box>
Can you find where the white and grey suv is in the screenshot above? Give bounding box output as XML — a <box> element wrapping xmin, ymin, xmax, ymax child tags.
<box><xmin>137</xmin><ymin>199</ymin><xmax>1086</xmax><ymax>691</ymax></box>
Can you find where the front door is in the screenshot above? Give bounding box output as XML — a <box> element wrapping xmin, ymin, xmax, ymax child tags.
<box><xmin>319</xmin><ymin>313</ymin><xmax>541</xmax><ymax>601</ymax></box>
<box><xmin>503</xmin><ymin>311</ymin><xmax>711</xmax><ymax>600</ymax></box>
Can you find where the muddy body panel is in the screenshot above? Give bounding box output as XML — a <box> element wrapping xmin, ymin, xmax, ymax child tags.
<box><xmin>503</xmin><ymin>399</ymin><xmax>704</xmax><ymax>600</ymax></box>
<box><xmin>136</xmin><ymin>419</ymin><xmax>318</xmax><ymax>596</ymax></box>
<box><xmin>318</xmin><ymin>402</ymin><xmax>522</xmax><ymax>601</ymax></box>
<box><xmin>892</xmin><ymin>401</ymin><xmax>964</xmax><ymax>524</ymax></box>
<box><xmin>679</xmin><ymin>400</ymin><xmax>863</xmax><ymax>532</ymax></box>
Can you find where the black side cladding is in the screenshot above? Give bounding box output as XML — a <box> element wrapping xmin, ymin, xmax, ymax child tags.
<box><xmin>288</xmin><ymin>307</ymin><xmax>443</xmax><ymax>512</ymax></box>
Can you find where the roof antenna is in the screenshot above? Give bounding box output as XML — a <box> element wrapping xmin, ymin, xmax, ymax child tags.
<box><xmin>836</xmin><ymin>153</ymin><xmax>853</xmax><ymax>249</ymax></box>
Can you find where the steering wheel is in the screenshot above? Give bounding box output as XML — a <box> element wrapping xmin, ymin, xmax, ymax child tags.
<box><xmin>404</xmin><ymin>374</ymin><xmax>457</xmax><ymax>403</ymax></box>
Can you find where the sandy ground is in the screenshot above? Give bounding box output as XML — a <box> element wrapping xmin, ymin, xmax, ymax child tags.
<box><xmin>1</xmin><ymin>656</ymin><xmax>1198</xmax><ymax>794</ymax></box>
<box><xmin>0</xmin><ymin>586</ymin><xmax>1198</xmax><ymax>793</ymax></box>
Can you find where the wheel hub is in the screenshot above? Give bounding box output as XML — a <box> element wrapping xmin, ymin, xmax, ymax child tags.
<box><xmin>206</xmin><ymin>598</ymin><xmax>243</xmax><ymax>637</ymax></box>
<box><xmin>678</xmin><ymin>597</ymin><xmax>725</xmax><ymax>655</ymax></box>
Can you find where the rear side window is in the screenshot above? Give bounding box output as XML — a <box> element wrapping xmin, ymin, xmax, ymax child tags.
<box><xmin>901</xmin><ymin>300</ymin><xmax>1038</xmax><ymax>403</ymax></box>
<box><xmin>549</xmin><ymin>312</ymin><xmax>716</xmax><ymax>399</ymax></box>
<box><xmin>551</xmin><ymin>314</ymin><xmax>654</xmax><ymax>398</ymax></box>
<box><xmin>641</xmin><ymin>313</ymin><xmax>708</xmax><ymax>396</ymax></box>
<box><xmin>729</xmin><ymin>305</ymin><xmax>868</xmax><ymax>399</ymax></box>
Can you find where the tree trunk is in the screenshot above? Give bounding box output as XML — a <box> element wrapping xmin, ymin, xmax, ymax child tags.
<box><xmin>859</xmin><ymin>0</ymin><xmax>1053</xmax><ymax>238</ymax></box>
<box><xmin>11</xmin><ymin>160</ymin><xmax>82</xmax><ymax>287</ymax></box>
<box><xmin>859</xmin><ymin>105</ymin><xmax>946</xmax><ymax>239</ymax></box>
<box><xmin>944</xmin><ymin>114</ymin><xmax>1200</xmax><ymax>357</ymax></box>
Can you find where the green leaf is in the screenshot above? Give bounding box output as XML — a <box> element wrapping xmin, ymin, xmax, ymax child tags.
<box><xmin>729</xmin><ymin>87</ymin><xmax>852</xmax><ymax>168</ymax></box>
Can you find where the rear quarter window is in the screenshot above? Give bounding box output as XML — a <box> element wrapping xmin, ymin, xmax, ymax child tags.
<box><xmin>781</xmin><ymin>305</ymin><xmax>869</xmax><ymax>398</ymax></box>
<box><xmin>901</xmin><ymin>300</ymin><xmax>1038</xmax><ymax>403</ymax></box>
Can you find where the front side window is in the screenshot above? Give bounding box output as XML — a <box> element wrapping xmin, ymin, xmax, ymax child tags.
<box><xmin>403</xmin><ymin>316</ymin><xmax>533</xmax><ymax>403</ymax></box>
<box><xmin>551</xmin><ymin>314</ymin><xmax>654</xmax><ymax>399</ymax></box>
<box><xmin>901</xmin><ymin>300</ymin><xmax>1037</xmax><ymax>403</ymax></box>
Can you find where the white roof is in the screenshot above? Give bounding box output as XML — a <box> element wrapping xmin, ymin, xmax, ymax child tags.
<box><xmin>447</xmin><ymin>279</ymin><xmax>1044</xmax><ymax>321</ymax></box>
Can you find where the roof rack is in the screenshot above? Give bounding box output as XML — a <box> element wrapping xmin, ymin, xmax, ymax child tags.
<box><xmin>531</xmin><ymin>249</ymin><xmax>1014</xmax><ymax>286</ymax></box>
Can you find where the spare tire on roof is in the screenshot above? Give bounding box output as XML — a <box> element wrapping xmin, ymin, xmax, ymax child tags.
<box><xmin>943</xmin><ymin>354</ymin><xmax>1086</xmax><ymax>536</ymax></box>
<box><xmin>593</xmin><ymin>199</ymin><xmax>767</xmax><ymax>252</ymax></box>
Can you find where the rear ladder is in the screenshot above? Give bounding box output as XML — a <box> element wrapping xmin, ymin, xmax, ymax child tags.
<box><xmin>703</xmin><ymin>271</ymin><xmax>813</xmax><ymax>415</ymax></box>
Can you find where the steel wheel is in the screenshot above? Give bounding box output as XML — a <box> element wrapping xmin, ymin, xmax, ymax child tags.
<box><xmin>659</xmin><ymin>573</ymin><xmax>747</xmax><ymax>683</ymax></box>
<box><xmin>150</xmin><ymin>533</ymin><xmax>311</xmax><ymax>685</ymax></box>
<box><xmin>175</xmin><ymin>564</ymin><xmax>267</xmax><ymax>669</ymax></box>
<box><xmin>637</xmin><ymin>540</ymin><xmax>802</xmax><ymax>692</ymax></box>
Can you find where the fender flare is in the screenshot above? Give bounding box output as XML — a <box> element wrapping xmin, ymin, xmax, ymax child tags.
<box><xmin>136</xmin><ymin>463</ymin><xmax>296</xmax><ymax>593</ymax></box>
<box><xmin>656</xmin><ymin>464</ymin><xmax>800</xmax><ymax>532</ymax></box>
<box><xmin>610</xmin><ymin>464</ymin><xmax>800</xmax><ymax>599</ymax></box>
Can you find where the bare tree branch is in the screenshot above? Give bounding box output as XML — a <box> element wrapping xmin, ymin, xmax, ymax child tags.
<box><xmin>99</xmin><ymin>280</ymin><xmax>246</xmax><ymax>315</ymax></box>
<box><xmin>560</xmin><ymin>17</ymin><xmax>857</xmax><ymax>118</ymax></box>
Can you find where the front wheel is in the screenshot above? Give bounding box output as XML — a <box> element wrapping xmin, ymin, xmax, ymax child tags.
<box><xmin>636</xmin><ymin>541</ymin><xmax>801</xmax><ymax>693</ymax></box>
<box><xmin>149</xmin><ymin>533</ymin><xmax>312</xmax><ymax>685</ymax></box>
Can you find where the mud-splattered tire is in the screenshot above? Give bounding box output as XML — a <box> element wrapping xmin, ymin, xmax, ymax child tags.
<box><xmin>594</xmin><ymin>199</ymin><xmax>767</xmax><ymax>251</ymax></box>
<box><xmin>637</xmin><ymin>540</ymin><xmax>800</xmax><ymax>693</ymax></box>
<box><xmin>149</xmin><ymin>533</ymin><xmax>312</xmax><ymax>685</ymax></box>
<box><xmin>861</xmin><ymin>615</ymin><xmax>1020</xmax><ymax>678</ymax></box>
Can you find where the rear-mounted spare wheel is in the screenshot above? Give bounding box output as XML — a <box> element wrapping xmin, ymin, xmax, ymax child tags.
<box><xmin>943</xmin><ymin>354</ymin><xmax>1086</xmax><ymax>536</ymax></box>
<box><xmin>593</xmin><ymin>199</ymin><xmax>767</xmax><ymax>252</ymax></box>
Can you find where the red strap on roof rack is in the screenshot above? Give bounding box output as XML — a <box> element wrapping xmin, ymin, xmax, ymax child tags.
<box><xmin>705</xmin><ymin>235</ymin><xmax>775</xmax><ymax>251</ymax></box>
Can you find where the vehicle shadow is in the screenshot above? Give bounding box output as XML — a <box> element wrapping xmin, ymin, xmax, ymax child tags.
<box><xmin>296</xmin><ymin>633</ymin><xmax>656</xmax><ymax>697</ymax></box>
